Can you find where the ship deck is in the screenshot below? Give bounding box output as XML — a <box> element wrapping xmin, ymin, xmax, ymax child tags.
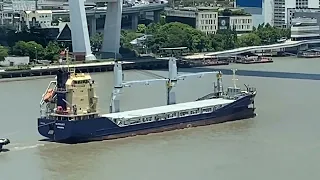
<box><xmin>102</xmin><ymin>98</ymin><xmax>235</xmax><ymax>119</ymax></box>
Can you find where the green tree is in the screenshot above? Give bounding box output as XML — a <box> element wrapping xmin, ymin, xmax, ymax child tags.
<box><xmin>253</xmin><ymin>23</ymin><xmax>288</xmax><ymax>45</ymax></box>
<box><xmin>120</xmin><ymin>30</ymin><xmax>140</xmax><ymax>49</ymax></box>
<box><xmin>11</xmin><ymin>41</ymin><xmax>29</xmax><ymax>56</ymax></box>
<box><xmin>90</xmin><ymin>33</ymin><xmax>103</xmax><ymax>51</ymax></box>
<box><xmin>0</xmin><ymin>45</ymin><xmax>8</xmax><ymax>61</ymax></box>
<box><xmin>11</xmin><ymin>41</ymin><xmax>44</xmax><ymax>60</ymax></box>
<box><xmin>146</xmin><ymin>23</ymin><xmax>162</xmax><ymax>34</ymax></box>
<box><xmin>146</xmin><ymin>22</ymin><xmax>209</xmax><ymax>53</ymax></box>
<box><xmin>44</xmin><ymin>41</ymin><xmax>60</xmax><ymax>61</ymax></box>
<box><xmin>237</xmin><ymin>33</ymin><xmax>262</xmax><ymax>47</ymax></box>
<box><xmin>136</xmin><ymin>24</ymin><xmax>147</xmax><ymax>33</ymax></box>
<box><xmin>26</xmin><ymin>41</ymin><xmax>44</xmax><ymax>60</ymax></box>
<box><xmin>211</xmin><ymin>28</ymin><xmax>237</xmax><ymax>50</ymax></box>
<box><xmin>209</xmin><ymin>33</ymin><xmax>225</xmax><ymax>51</ymax></box>
<box><xmin>115</xmin><ymin>21</ymin><xmax>292</xmax><ymax>55</ymax></box>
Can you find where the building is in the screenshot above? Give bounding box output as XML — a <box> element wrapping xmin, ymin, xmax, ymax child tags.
<box><xmin>236</xmin><ymin>0</ymin><xmax>263</xmax><ymax>8</ymax></box>
<box><xmin>0</xmin><ymin>56</ymin><xmax>30</xmax><ymax>67</ymax></box>
<box><xmin>235</xmin><ymin>0</ymin><xmax>264</xmax><ymax>27</ymax></box>
<box><xmin>265</xmin><ymin>0</ymin><xmax>320</xmax><ymax>28</ymax></box>
<box><xmin>0</xmin><ymin>0</ymin><xmax>15</xmax><ymax>26</ymax></box>
<box><xmin>218</xmin><ymin>15</ymin><xmax>253</xmax><ymax>33</ymax></box>
<box><xmin>165</xmin><ymin>7</ymin><xmax>219</xmax><ymax>35</ymax></box>
<box><xmin>229</xmin><ymin>15</ymin><xmax>253</xmax><ymax>32</ymax></box>
<box><xmin>0</xmin><ymin>2</ymin><xmax>13</xmax><ymax>25</ymax></box>
<box><xmin>287</xmin><ymin>9</ymin><xmax>320</xmax><ymax>40</ymax></box>
<box><xmin>165</xmin><ymin>8</ymin><xmax>197</xmax><ymax>28</ymax></box>
<box><xmin>21</xmin><ymin>10</ymin><xmax>53</xmax><ymax>29</ymax></box>
<box><xmin>165</xmin><ymin>7</ymin><xmax>253</xmax><ymax>34</ymax></box>
<box><xmin>36</xmin><ymin>0</ymin><xmax>68</xmax><ymax>10</ymax></box>
<box><xmin>290</xmin><ymin>17</ymin><xmax>320</xmax><ymax>40</ymax></box>
<box><xmin>196</xmin><ymin>8</ymin><xmax>219</xmax><ymax>34</ymax></box>
<box><xmin>287</xmin><ymin>8</ymin><xmax>320</xmax><ymax>26</ymax></box>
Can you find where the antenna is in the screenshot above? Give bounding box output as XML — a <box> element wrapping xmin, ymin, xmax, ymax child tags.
<box><xmin>66</xmin><ymin>47</ymin><xmax>76</xmax><ymax>74</ymax></box>
<box><xmin>231</xmin><ymin>68</ymin><xmax>238</xmax><ymax>88</ymax></box>
<box><xmin>66</xmin><ymin>47</ymin><xmax>70</xmax><ymax>72</ymax></box>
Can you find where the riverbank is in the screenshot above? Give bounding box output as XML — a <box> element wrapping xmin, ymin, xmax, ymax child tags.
<box><xmin>0</xmin><ymin>58</ymin><xmax>170</xmax><ymax>80</ymax></box>
<box><xmin>0</xmin><ymin>56</ymin><xmax>242</xmax><ymax>80</ymax></box>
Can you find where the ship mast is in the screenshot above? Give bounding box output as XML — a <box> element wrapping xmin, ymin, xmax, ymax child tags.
<box><xmin>231</xmin><ymin>69</ymin><xmax>238</xmax><ymax>88</ymax></box>
<box><xmin>166</xmin><ymin>48</ymin><xmax>179</xmax><ymax>105</ymax></box>
<box><xmin>65</xmin><ymin>47</ymin><xmax>75</xmax><ymax>74</ymax></box>
<box><xmin>109</xmin><ymin>58</ymin><xmax>124</xmax><ymax>113</ymax></box>
<box><xmin>214</xmin><ymin>71</ymin><xmax>223</xmax><ymax>97</ymax></box>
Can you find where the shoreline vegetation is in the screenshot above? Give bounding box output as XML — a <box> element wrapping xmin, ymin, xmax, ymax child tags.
<box><xmin>0</xmin><ymin>15</ymin><xmax>290</xmax><ymax>78</ymax></box>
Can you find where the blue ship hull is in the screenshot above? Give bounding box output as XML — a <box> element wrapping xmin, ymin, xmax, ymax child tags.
<box><xmin>38</xmin><ymin>94</ymin><xmax>256</xmax><ymax>143</ymax></box>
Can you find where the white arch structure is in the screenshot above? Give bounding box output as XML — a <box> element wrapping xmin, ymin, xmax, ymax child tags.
<box><xmin>181</xmin><ymin>39</ymin><xmax>320</xmax><ymax>60</ymax></box>
<box><xmin>204</xmin><ymin>39</ymin><xmax>320</xmax><ymax>56</ymax></box>
<box><xmin>69</xmin><ymin>0</ymin><xmax>123</xmax><ymax>60</ymax></box>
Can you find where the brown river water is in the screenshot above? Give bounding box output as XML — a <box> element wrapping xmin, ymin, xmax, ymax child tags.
<box><xmin>0</xmin><ymin>57</ymin><xmax>319</xmax><ymax>180</ymax></box>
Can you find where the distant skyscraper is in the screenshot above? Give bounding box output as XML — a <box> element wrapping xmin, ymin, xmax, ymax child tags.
<box><xmin>268</xmin><ymin>0</ymin><xmax>320</xmax><ymax>28</ymax></box>
<box><xmin>236</xmin><ymin>0</ymin><xmax>264</xmax><ymax>27</ymax></box>
<box><xmin>236</xmin><ymin>0</ymin><xmax>263</xmax><ymax>8</ymax></box>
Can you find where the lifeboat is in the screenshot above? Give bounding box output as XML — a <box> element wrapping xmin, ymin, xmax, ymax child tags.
<box><xmin>43</xmin><ymin>89</ymin><xmax>55</xmax><ymax>103</ymax></box>
<box><xmin>56</xmin><ymin>106</ymin><xmax>71</xmax><ymax>115</ymax></box>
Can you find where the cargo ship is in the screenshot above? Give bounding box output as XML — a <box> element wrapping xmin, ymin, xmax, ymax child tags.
<box><xmin>38</xmin><ymin>51</ymin><xmax>257</xmax><ymax>143</ymax></box>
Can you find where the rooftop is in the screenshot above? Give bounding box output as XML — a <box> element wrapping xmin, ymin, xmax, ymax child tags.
<box><xmin>102</xmin><ymin>98</ymin><xmax>234</xmax><ymax>119</ymax></box>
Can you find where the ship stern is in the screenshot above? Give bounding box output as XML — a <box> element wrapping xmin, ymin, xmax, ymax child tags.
<box><xmin>38</xmin><ymin>118</ymin><xmax>73</xmax><ymax>142</ymax></box>
<box><xmin>247</xmin><ymin>92</ymin><xmax>257</xmax><ymax>117</ymax></box>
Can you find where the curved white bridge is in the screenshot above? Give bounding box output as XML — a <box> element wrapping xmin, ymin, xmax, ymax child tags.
<box><xmin>184</xmin><ymin>39</ymin><xmax>320</xmax><ymax>59</ymax></box>
<box><xmin>205</xmin><ymin>39</ymin><xmax>320</xmax><ymax>56</ymax></box>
